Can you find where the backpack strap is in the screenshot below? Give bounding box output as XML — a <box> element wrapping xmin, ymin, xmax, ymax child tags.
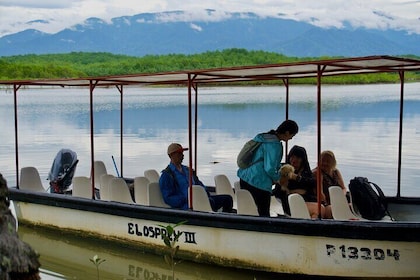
<box><xmin>162</xmin><ymin>165</ymin><xmax>179</xmax><ymax>190</ymax></box>
<box><xmin>368</xmin><ymin>180</ymin><xmax>393</xmax><ymax>219</ymax></box>
<box><xmin>162</xmin><ymin>165</ymin><xmax>207</xmax><ymax>195</ymax></box>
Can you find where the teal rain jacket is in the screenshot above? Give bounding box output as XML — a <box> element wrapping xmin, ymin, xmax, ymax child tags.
<box><xmin>237</xmin><ymin>133</ymin><xmax>283</xmax><ymax>193</ymax></box>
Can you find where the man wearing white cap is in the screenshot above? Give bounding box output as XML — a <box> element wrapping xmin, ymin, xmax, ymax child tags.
<box><xmin>159</xmin><ymin>143</ymin><xmax>233</xmax><ymax>212</ymax></box>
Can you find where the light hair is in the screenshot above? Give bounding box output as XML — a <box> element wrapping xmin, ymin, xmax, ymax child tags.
<box><xmin>321</xmin><ymin>150</ymin><xmax>337</xmax><ymax>169</ymax></box>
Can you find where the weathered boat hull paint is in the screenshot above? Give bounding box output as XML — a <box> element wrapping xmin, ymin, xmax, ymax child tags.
<box><xmin>10</xmin><ymin>190</ymin><xmax>420</xmax><ymax>278</ymax></box>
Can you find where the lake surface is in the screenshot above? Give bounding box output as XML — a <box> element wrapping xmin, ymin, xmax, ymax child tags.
<box><xmin>1</xmin><ymin>84</ymin><xmax>419</xmax><ymax>196</ymax></box>
<box><xmin>2</xmin><ymin>83</ymin><xmax>419</xmax><ymax>279</ymax></box>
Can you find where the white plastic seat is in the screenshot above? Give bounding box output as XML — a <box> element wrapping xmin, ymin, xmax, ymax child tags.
<box><xmin>329</xmin><ymin>186</ymin><xmax>365</xmax><ymax>221</ymax></box>
<box><xmin>109</xmin><ymin>177</ymin><xmax>134</xmax><ymax>204</ymax></box>
<box><xmin>288</xmin><ymin>193</ymin><xmax>311</xmax><ymax>219</ymax></box>
<box><xmin>134</xmin><ymin>176</ymin><xmax>150</xmax><ymax>205</ymax></box>
<box><xmin>72</xmin><ymin>176</ymin><xmax>92</xmax><ymax>199</ymax></box>
<box><xmin>19</xmin><ymin>166</ymin><xmax>45</xmax><ymax>192</ymax></box>
<box><xmin>270</xmin><ymin>195</ymin><xmax>284</xmax><ymax>216</ymax></box>
<box><xmin>192</xmin><ymin>185</ymin><xmax>213</xmax><ymax>213</ymax></box>
<box><xmin>148</xmin><ymin>182</ymin><xmax>170</xmax><ymax>208</ymax></box>
<box><xmin>233</xmin><ymin>181</ymin><xmax>241</xmax><ymax>193</ymax></box>
<box><xmin>144</xmin><ymin>169</ymin><xmax>160</xmax><ymax>183</ymax></box>
<box><xmin>236</xmin><ymin>189</ymin><xmax>259</xmax><ymax>216</ymax></box>
<box><xmin>99</xmin><ymin>174</ymin><xmax>114</xmax><ymax>201</ymax></box>
<box><xmin>214</xmin><ymin>174</ymin><xmax>237</xmax><ymax>209</ymax></box>
<box><xmin>9</xmin><ymin>201</ymin><xmax>18</xmax><ymax>230</ymax></box>
<box><xmin>93</xmin><ymin>160</ymin><xmax>107</xmax><ymax>189</ymax></box>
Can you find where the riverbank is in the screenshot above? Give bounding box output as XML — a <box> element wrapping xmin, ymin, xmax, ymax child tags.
<box><xmin>1</xmin><ymin>51</ymin><xmax>419</xmax><ymax>83</ymax></box>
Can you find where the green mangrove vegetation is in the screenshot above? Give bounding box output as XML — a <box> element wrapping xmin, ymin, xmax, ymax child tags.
<box><xmin>0</xmin><ymin>49</ymin><xmax>419</xmax><ymax>84</ymax></box>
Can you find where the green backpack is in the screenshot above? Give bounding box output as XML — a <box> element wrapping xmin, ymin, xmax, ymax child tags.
<box><xmin>236</xmin><ymin>139</ymin><xmax>261</xmax><ymax>169</ymax></box>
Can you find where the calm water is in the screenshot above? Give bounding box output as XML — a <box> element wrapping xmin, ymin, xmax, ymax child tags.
<box><xmin>19</xmin><ymin>224</ymin><xmax>326</xmax><ymax>280</ymax></box>
<box><xmin>1</xmin><ymin>84</ymin><xmax>419</xmax><ymax>196</ymax></box>
<box><xmin>2</xmin><ymin>84</ymin><xmax>420</xmax><ymax>278</ymax></box>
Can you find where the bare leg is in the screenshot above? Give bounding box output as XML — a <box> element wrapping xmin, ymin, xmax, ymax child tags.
<box><xmin>306</xmin><ymin>202</ymin><xmax>325</xmax><ymax>219</ymax></box>
<box><xmin>324</xmin><ymin>205</ymin><xmax>333</xmax><ymax>219</ymax></box>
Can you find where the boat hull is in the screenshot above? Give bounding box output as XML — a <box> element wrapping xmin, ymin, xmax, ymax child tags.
<box><xmin>9</xmin><ymin>189</ymin><xmax>420</xmax><ymax>278</ymax></box>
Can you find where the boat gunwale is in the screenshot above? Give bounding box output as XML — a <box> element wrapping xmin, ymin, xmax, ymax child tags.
<box><xmin>9</xmin><ymin>188</ymin><xmax>420</xmax><ymax>242</ymax></box>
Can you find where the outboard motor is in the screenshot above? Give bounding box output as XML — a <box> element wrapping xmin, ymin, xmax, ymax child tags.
<box><xmin>48</xmin><ymin>149</ymin><xmax>78</xmax><ymax>194</ymax></box>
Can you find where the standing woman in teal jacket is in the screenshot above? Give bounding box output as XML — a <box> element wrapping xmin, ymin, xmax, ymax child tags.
<box><xmin>237</xmin><ymin>120</ymin><xmax>299</xmax><ymax>216</ymax></box>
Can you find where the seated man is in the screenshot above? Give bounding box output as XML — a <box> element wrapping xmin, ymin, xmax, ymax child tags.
<box><xmin>159</xmin><ymin>143</ymin><xmax>233</xmax><ymax>212</ymax></box>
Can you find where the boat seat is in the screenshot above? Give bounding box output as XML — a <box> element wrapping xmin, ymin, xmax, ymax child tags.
<box><xmin>9</xmin><ymin>201</ymin><xmax>18</xmax><ymax>230</ymax></box>
<box><xmin>99</xmin><ymin>174</ymin><xmax>114</xmax><ymax>201</ymax></box>
<box><xmin>288</xmin><ymin>193</ymin><xmax>311</xmax><ymax>219</ymax></box>
<box><xmin>19</xmin><ymin>166</ymin><xmax>45</xmax><ymax>192</ymax></box>
<box><xmin>72</xmin><ymin>176</ymin><xmax>92</xmax><ymax>199</ymax></box>
<box><xmin>148</xmin><ymin>182</ymin><xmax>170</xmax><ymax>208</ymax></box>
<box><xmin>134</xmin><ymin>176</ymin><xmax>150</xmax><ymax>205</ymax></box>
<box><xmin>109</xmin><ymin>177</ymin><xmax>134</xmax><ymax>204</ymax></box>
<box><xmin>270</xmin><ymin>195</ymin><xmax>284</xmax><ymax>216</ymax></box>
<box><xmin>192</xmin><ymin>185</ymin><xmax>214</xmax><ymax>213</ymax></box>
<box><xmin>214</xmin><ymin>174</ymin><xmax>237</xmax><ymax>209</ymax></box>
<box><xmin>329</xmin><ymin>186</ymin><xmax>365</xmax><ymax>221</ymax></box>
<box><xmin>236</xmin><ymin>189</ymin><xmax>259</xmax><ymax>216</ymax></box>
<box><xmin>144</xmin><ymin>169</ymin><xmax>160</xmax><ymax>183</ymax></box>
<box><xmin>233</xmin><ymin>181</ymin><xmax>241</xmax><ymax>193</ymax></box>
<box><xmin>92</xmin><ymin>160</ymin><xmax>108</xmax><ymax>189</ymax></box>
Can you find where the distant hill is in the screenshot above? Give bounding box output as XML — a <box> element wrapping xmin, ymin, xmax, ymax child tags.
<box><xmin>0</xmin><ymin>11</ymin><xmax>419</xmax><ymax>57</ymax></box>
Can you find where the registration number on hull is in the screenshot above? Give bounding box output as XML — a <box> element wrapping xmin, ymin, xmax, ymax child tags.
<box><xmin>326</xmin><ymin>244</ymin><xmax>400</xmax><ymax>261</ymax></box>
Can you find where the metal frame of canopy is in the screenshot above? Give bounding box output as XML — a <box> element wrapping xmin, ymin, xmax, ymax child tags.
<box><xmin>2</xmin><ymin>55</ymin><xmax>420</xmax><ymax>212</ymax></box>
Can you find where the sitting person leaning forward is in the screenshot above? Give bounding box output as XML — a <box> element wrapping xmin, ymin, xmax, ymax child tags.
<box><xmin>159</xmin><ymin>143</ymin><xmax>233</xmax><ymax>212</ymax></box>
<box><xmin>274</xmin><ymin>145</ymin><xmax>325</xmax><ymax>219</ymax></box>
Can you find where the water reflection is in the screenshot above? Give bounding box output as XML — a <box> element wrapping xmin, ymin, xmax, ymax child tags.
<box><xmin>1</xmin><ymin>84</ymin><xmax>419</xmax><ymax>196</ymax></box>
<box><xmin>19</xmin><ymin>224</ymin><xmax>312</xmax><ymax>280</ymax></box>
<box><xmin>3</xmin><ymin>84</ymin><xmax>420</xmax><ymax>279</ymax></box>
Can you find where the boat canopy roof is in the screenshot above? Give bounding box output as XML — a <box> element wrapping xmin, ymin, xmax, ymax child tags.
<box><xmin>1</xmin><ymin>55</ymin><xmax>420</xmax><ymax>87</ymax></box>
<box><xmin>3</xmin><ymin>55</ymin><xmax>420</xmax><ymax>200</ymax></box>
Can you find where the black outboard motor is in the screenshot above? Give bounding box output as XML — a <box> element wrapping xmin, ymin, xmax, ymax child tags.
<box><xmin>48</xmin><ymin>149</ymin><xmax>78</xmax><ymax>194</ymax></box>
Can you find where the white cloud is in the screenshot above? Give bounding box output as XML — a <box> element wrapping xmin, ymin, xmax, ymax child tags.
<box><xmin>0</xmin><ymin>0</ymin><xmax>77</xmax><ymax>8</ymax></box>
<box><xmin>0</xmin><ymin>0</ymin><xmax>419</xmax><ymax>37</ymax></box>
<box><xmin>155</xmin><ymin>10</ymin><xmax>234</xmax><ymax>23</ymax></box>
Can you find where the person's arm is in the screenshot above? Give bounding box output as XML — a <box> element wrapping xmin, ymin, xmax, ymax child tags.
<box><xmin>159</xmin><ymin>171</ymin><xmax>187</xmax><ymax>208</ymax></box>
<box><xmin>191</xmin><ymin>169</ymin><xmax>205</xmax><ymax>188</ymax></box>
<box><xmin>192</xmin><ymin>170</ymin><xmax>211</xmax><ymax>196</ymax></box>
<box><xmin>312</xmin><ymin>168</ymin><xmax>326</xmax><ymax>203</ymax></box>
<box><xmin>336</xmin><ymin>169</ymin><xmax>347</xmax><ymax>193</ymax></box>
<box><xmin>290</xmin><ymin>170</ymin><xmax>316</xmax><ymax>192</ymax></box>
<box><xmin>263</xmin><ymin>142</ymin><xmax>281</xmax><ymax>182</ymax></box>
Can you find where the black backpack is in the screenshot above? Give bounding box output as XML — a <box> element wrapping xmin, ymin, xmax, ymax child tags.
<box><xmin>348</xmin><ymin>177</ymin><xmax>391</xmax><ymax>220</ymax></box>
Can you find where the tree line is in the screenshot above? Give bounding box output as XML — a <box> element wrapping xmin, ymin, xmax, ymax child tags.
<box><xmin>0</xmin><ymin>49</ymin><xmax>419</xmax><ymax>84</ymax></box>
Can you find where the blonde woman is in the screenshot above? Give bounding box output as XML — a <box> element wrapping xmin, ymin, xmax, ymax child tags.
<box><xmin>313</xmin><ymin>150</ymin><xmax>346</xmax><ymax>219</ymax></box>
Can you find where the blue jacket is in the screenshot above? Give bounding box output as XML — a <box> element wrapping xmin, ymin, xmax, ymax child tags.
<box><xmin>237</xmin><ymin>133</ymin><xmax>283</xmax><ymax>192</ymax></box>
<box><xmin>159</xmin><ymin>163</ymin><xmax>206</xmax><ymax>210</ymax></box>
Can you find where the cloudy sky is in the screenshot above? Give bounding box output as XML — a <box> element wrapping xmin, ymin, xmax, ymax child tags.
<box><xmin>0</xmin><ymin>0</ymin><xmax>419</xmax><ymax>37</ymax></box>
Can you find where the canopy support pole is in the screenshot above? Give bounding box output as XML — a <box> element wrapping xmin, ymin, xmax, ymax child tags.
<box><xmin>188</xmin><ymin>75</ymin><xmax>194</xmax><ymax>209</ymax></box>
<box><xmin>282</xmin><ymin>78</ymin><xmax>290</xmax><ymax>155</ymax></box>
<box><xmin>193</xmin><ymin>83</ymin><xmax>198</xmax><ymax>172</ymax></box>
<box><xmin>89</xmin><ymin>80</ymin><xmax>99</xmax><ymax>199</ymax></box>
<box><xmin>13</xmin><ymin>84</ymin><xmax>22</xmax><ymax>188</ymax></box>
<box><xmin>316</xmin><ymin>65</ymin><xmax>326</xmax><ymax>219</ymax></box>
<box><xmin>397</xmin><ymin>71</ymin><xmax>405</xmax><ymax>198</ymax></box>
<box><xmin>116</xmin><ymin>85</ymin><xmax>124</xmax><ymax>177</ymax></box>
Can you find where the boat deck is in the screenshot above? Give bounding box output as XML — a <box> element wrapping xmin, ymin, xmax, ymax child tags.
<box><xmin>387</xmin><ymin>198</ymin><xmax>420</xmax><ymax>222</ymax></box>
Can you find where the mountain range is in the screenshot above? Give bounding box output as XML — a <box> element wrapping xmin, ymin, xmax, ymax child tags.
<box><xmin>0</xmin><ymin>11</ymin><xmax>419</xmax><ymax>57</ymax></box>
